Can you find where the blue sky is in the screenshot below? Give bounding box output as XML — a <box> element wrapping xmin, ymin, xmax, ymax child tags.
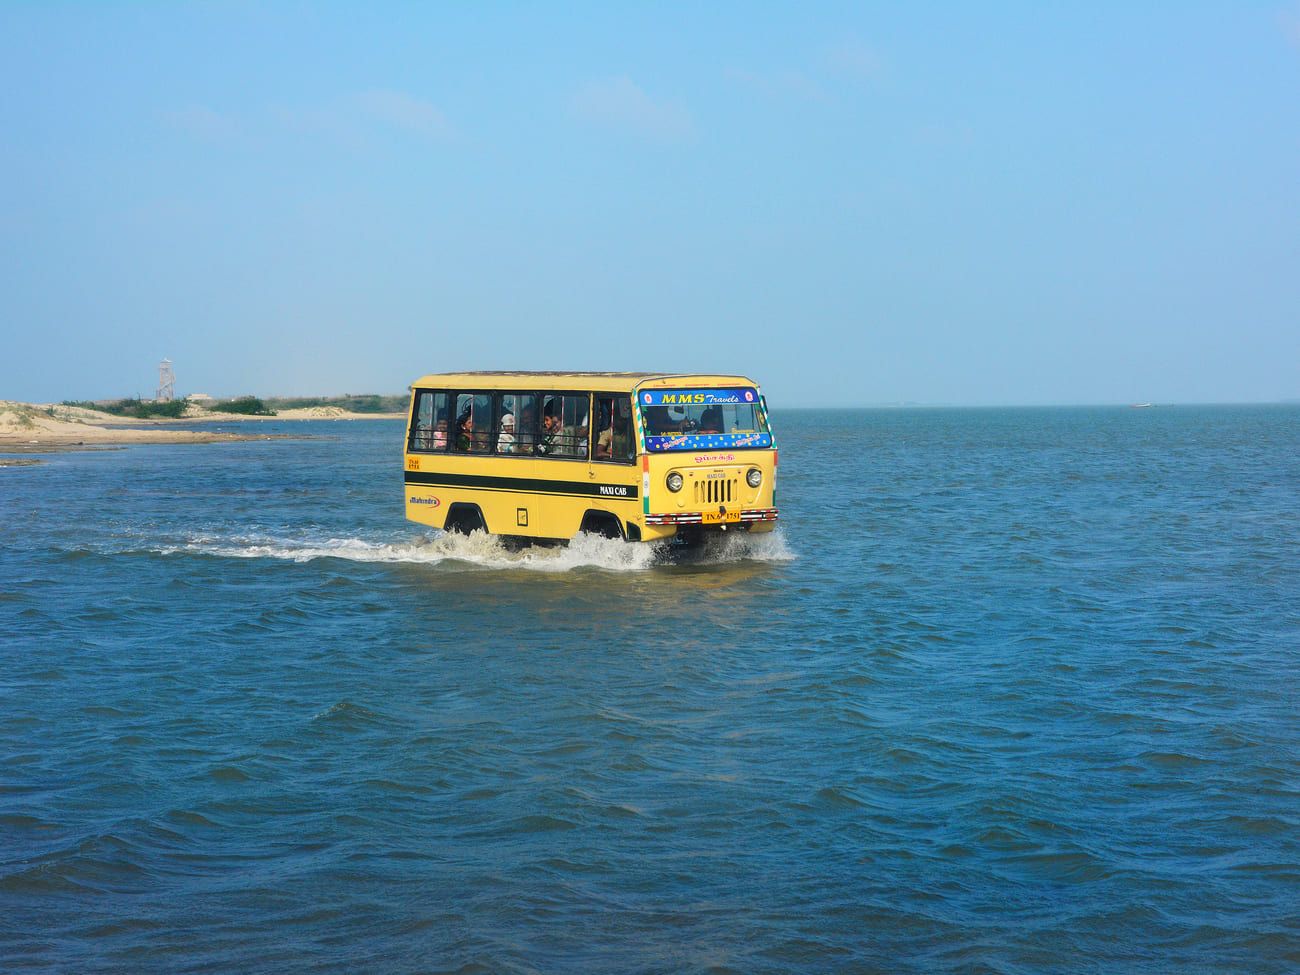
<box><xmin>1</xmin><ymin>2</ymin><xmax>1297</xmax><ymax>405</ymax></box>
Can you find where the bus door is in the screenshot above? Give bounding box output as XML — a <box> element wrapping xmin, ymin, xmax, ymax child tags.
<box><xmin>590</xmin><ymin>394</ymin><xmax>637</xmax><ymax>527</ymax></box>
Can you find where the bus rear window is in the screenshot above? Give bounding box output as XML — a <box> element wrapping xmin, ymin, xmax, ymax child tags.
<box><xmin>638</xmin><ymin>388</ymin><xmax>773</xmax><ymax>452</ymax></box>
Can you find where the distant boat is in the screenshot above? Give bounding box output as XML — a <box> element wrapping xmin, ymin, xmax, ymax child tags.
<box><xmin>1129</xmin><ymin>403</ymin><xmax>1154</xmax><ymax>409</ymax></box>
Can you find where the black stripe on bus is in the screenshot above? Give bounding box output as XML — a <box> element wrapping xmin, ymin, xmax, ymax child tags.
<box><xmin>404</xmin><ymin>470</ymin><xmax>639</xmax><ymax>500</ymax></box>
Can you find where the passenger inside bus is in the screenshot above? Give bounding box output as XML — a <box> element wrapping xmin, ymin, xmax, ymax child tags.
<box><xmin>453</xmin><ymin>393</ymin><xmax>494</xmax><ymax>452</ymax></box>
<box><xmin>456</xmin><ymin>409</ymin><xmax>472</xmax><ymax>451</ymax></box>
<box><xmin>498</xmin><ymin>413</ymin><xmax>516</xmax><ymax>453</ymax></box>
<box><xmin>517</xmin><ymin>405</ymin><xmax>536</xmax><ymax>452</ymax></box>
<box><xmin>539</xmin><ymin>409</ymin><xmax>561</xmax><ymax>453</ymax></box>
<box><xmin>538</xmin><ymin>396</ymin><xmax>588</xmax><ymax>458</ymax></box>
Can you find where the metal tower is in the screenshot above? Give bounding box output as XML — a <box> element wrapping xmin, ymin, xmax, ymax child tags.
<box><xmin>157</xmin><ymin>358</ymin><xmax>175</xmax><ymax>402</ymax></box>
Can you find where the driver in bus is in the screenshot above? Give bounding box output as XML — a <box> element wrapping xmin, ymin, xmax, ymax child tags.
<box><xmin>645</xmin><ymin>405</ymin><xmax>690</xmax><ymax>435</ymax></box>
<box><xmin>698</xmin><ymin>406</ymin><xmax>723</xmax><ymax>433</ymax></box>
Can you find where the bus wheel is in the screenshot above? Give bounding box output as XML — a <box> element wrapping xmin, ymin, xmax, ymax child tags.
<box><xmin>444</xmin><ymin>504</ymin><xmax>486</xmax><ymax>536</ymax></box>
<box><xmin>579</xmin><ymin>511</ymin><xmax>624</xmax><ymax>541</ymax></box>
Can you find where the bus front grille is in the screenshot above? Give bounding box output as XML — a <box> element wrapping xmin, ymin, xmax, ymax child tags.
<box><xmin>694</xmin><ymin>477</ymin><xmax>737</xmax><ymax>506</ymax></box>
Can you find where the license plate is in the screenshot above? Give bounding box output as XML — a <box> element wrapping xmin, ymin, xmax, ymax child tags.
<box><xmin>702</xmin><ymin>510</ymin><xmax>741</xmax><ymax>524</ymax></box>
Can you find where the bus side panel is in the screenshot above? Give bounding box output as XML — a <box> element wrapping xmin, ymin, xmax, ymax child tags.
<box><xmin>585</xmin><ymin>464</ymin><xmax>644</xmax><ymax>539</ymax></box>
<box><xmin>535</xmin><ymin>458</ymin><xmax>592</xmax><ymax>540</ymax></box>
<box><xmin>405</xmin><ymin>455</ymin><xmax>553</xmax><ymax>538</ymax></box>
<box><xmin>404</xmin><ymin>481</ymin><xmax>450</xmax><ymax>530</ymax></box>
<box><xmin>523</xmin><ymin>459</ymin><xmax>643</xmax><ymax>541</ymax></box>
<box><xmin>475</xmin><ymin>456</ymin><xmax>544</xmax><ymax>538</ymax></box>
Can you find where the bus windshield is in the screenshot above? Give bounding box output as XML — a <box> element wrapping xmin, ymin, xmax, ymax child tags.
<box><xmin>638</xmin><ymin>387</ymin><xmax>773</xmax><ymax>452</ymax></box>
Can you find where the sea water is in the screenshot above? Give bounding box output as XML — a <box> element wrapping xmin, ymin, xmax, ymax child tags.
<box><xmin>1</xmin><ymin>407</ymin><xmax>1297</xmax><ymax>973</ymax></box>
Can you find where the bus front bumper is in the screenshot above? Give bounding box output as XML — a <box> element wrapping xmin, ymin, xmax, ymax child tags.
<box><xmin>644</xmin><ymin>508</ymin><xmax>778</xmax><ymax>527</ymax></box>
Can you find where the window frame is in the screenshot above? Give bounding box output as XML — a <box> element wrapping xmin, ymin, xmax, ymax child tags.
<box><xmin>493</xmin><ymin>392</ymin><xmax>539</xmax><ymax>457</ymax></box>
<box><xmin>407</xmin><ymin>388</ymin><xmax>452</xmax><ymax>453</ymax></box>
<box><xmin>535</xmin><ymin>390</ymin><xmax>593</xmax><ymax>461</ymax></box>
<box><xmin>591</xmin><ymin>394</ymin><xmax>637</xmax><ymax>466</ymax></box>
<box><xmin>449</xmin><ymin>390</ymin><xmax>498</xmax><ymax>455</ymax></box>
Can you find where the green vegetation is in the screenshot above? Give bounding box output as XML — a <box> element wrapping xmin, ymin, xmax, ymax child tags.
<box><xmin>214</xmin><ymin>396</ymin><xmax>276</xmax><ymax>416</ymax></box>
<box><xmin>1</xmin><ymin>403</ymin><xmax>38</xmax><ymax>428</ymax></box>
<box><xmin>60</xmin><ymin>398</ymin><xmax>190</xmax><ymax>419</ymax></box>
<box><xmin>264</xmin><ymin>393</ymin><xmax>406</xmax><ymax>414</ymax></box>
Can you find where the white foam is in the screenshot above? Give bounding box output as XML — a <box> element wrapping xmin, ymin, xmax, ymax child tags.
<box><xmin>156</xmin><ymin>527</ymin><xmax>795</xmax><ymax>572</ymax></box>
<box><xmin>685</xmin><ymin>529</ymin><xmax>797</xmax><ymax>564</ymax></box>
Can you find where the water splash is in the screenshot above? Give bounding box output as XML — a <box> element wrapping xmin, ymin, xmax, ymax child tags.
<box><xmin>154</xmin><ymin>528</ymin><xmax>795</xmax><ymax>572</ymax></box>
<box><xmin>681</xmin><ymin>528</ymin><xmax>797</xmax><ymax>565</ymax></box>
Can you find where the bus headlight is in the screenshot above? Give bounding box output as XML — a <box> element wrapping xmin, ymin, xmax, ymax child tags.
<box><xmin>666</xmin><ymin>472</ymin><xmax>683</xmax><ymax>492</ymax></box>
<box><xmin>746</xmin><ymin>468</ymin><xmax>763</xmax><ymax>488</ymax></box>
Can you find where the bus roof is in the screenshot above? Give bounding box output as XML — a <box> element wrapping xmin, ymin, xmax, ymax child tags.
<box><xmin>409</xmin><ymin>372</ymin><xmax>760</xmax><ymax>393</ymax></box>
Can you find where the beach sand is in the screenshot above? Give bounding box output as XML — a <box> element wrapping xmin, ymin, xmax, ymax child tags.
<box><xmin>46</xmin><ymin>402</ymin><xmax>406</xmax><ymax>425</ymax></box>
<box><xmin>0</xmin><ymin>401</ymin><xmax>320</xmax><ymax>449</ymax></box>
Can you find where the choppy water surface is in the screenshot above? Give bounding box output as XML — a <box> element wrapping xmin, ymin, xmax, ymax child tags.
<box><xmin>2</xmin><ymin>407</ymin><xmax>1297</xmax><ymax>973</ymax></box>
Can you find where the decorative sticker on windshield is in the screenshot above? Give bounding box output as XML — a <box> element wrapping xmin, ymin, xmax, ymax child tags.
<box><xmin>639</xmin><ymin>387</ymin><xmax>773</xmax><ymax>452</ymax></box>
<box><xmin>640</xmin><ymin>388</ymin><xmax>757</xmax><ymax>406</ymax></box>
<box><xmin>644</xmin><ymin>432</ymin><xmax>774</xmax><ymax>451</ymax></box>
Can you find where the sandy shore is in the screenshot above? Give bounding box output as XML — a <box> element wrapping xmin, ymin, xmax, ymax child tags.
<box><xmin>46</xmin><ymin>403</ymin><xmax>406</xmax><ymax>424</ymax></box>
<box><xmin>209</xmin><ymin>407</ymin><xmax>406</xmax><ymax>421</ymax></box>
<box><xmin>0</xmin><ymin>401</ymin><xmax>311</xmax><ymax>449</ymax></box>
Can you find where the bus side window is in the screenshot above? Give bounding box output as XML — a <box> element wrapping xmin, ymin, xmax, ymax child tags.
<box><xmin>565</xmin><ymin>394</ymin><xmax>589</xmax><ymax>458</ymax></box>
<box><xmin>409</xmin><ymin>390</ymin><xmax>450</xmax><ymax>452</ymax></box>
<box><xmin>496</xmin><ymin>393</ymin><xmax>516</xmax><ymax>454</ymax></box>
<box><xmin>409</xmin><ymin>390</ymin><xmax>434</xmax><ymax>451</ymax></box>
<box><xmin>614</xmin><ymin>397</ymin><xmax>634</xmax><ymax>461</ymax></box>
<box><xmin>471</xmin><ymin>393</ymin><xmax>493</xmax><ymax>452</ymax></box>
<box><xmin>451</xmin><ymin>393</ymin><xmax>494</xmax><ymax>452</ymax></box>
<box><xmin>539</xmin><ymin>394</ymin><xmax>588</xmax><ymax>459</ymax></box>
<box><xmin>594</xmin><ymin>396</ymin><xmax>634</xmax><ymax>462</ymax></box>
<box><xmin>497</xmin><ymin>393</ymin><xmax>536</xmax><ymax>455</ymax></box>
<box><xmin>432</xmin><ymin>392</ymin><xmax>450</xmax><ymax>449</ymax></box>
<box><xmin>453</xmin><ymin>393</ymin><xmax>471</xmax><ymax>451</ymax></box>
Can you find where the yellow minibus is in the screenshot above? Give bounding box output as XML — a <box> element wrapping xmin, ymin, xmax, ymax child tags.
<box><xmin>403</xmin><ymin>372</ymin><xmax>778</xmax><ymax>544</ymax></box>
